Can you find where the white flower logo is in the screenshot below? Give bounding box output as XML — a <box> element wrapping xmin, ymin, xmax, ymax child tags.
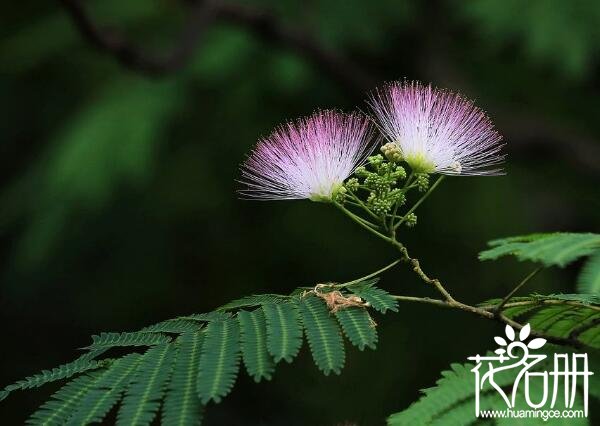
<box><xmin>493</xmin><ymin>324</ymin><xmax>546</xmax><ymax>357</ymax></box>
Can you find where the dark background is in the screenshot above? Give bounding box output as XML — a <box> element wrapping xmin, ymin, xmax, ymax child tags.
<box><xmin>1</xmin><ymin>0</ymin><xmax>599</xmax><ymax>424</ymax></box>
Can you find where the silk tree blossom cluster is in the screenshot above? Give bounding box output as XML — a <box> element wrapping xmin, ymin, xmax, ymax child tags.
<box><xmin>240</xmin><ymin>81</ymin><xmax>505</xmax><ymax>202</ymax></box>
<box><xmin>370</xmin><ymin>81</ymin><xmax>505</xmax><ymax>175</ymax></box>
<box><xmin>240</xmin><ymin>110</ymin><xmax>374</xmax><ymax>201</ymax></box>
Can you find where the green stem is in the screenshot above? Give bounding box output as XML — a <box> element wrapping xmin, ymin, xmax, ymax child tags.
<box><xmin>334</xmin><ymin>202</ymin><xmax>391</xmax><ymax>242</ymax></box>
<box><xmin>347</xmin><ymin>190</ymin><xmax>380</xmax><ymax>220</ymax></box>
<box><xmin>495</xmin><ymin>267</ymin><xmax>542</xmax><ymax>312</ymax></box>
<box><xmin>394</xmin><ymin>175</ymin><xmax>445</xmax><ymax>230</ymax></box>
<box><xmin>340</xmin><ymin>259</ymin><xmax>401</xmax><ymax>287</ymax></box>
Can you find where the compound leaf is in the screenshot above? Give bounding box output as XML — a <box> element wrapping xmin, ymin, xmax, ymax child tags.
<box><xmin>298</xmin><ymin>296</ymin><xmax>345</xmax><ymax>375</ymax></box>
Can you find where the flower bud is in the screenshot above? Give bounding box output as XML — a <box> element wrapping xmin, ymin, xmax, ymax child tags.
<box><xmin>404</xmin><ymin>212</ymin><xmax>417</xmax><ymax>227</ymax></box>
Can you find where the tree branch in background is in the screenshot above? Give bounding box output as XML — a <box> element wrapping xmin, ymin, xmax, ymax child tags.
<box><xmin>58</xmin><ymin>0</ymin><xmax>600</xmax><ymax>175</ymax></box>
<box><xmin>58</xmin><ymin>0</ymin><xmax>217</xmax><ymax>75</ymax></box>
<box><xmin>58</xmin><ymin>0</ymin><xmax>374</xmax><ymax>91</ymax></box>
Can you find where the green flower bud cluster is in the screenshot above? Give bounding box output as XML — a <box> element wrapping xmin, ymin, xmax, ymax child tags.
<box><xmin>404</xmin><ymin>212</ymin><xmax>417</xmax><ymax>227</ymax></box>
<box><xmin>332</xmin><ymin>186</ymin><xmax>347</xmax><ymax>203</ymax></box>
<box><xmin>345</xmin><ymin>155</ymin><xmax>408</xmax><ymax>215</ymax></box>
<box><xmin>415</xmin><ymin>173</ymin><xmax>430</xmax><ymax>192</ymax></box>
<box><xmin>338</xmin><ymin>154</ymin><xmax>433</xmax><ymax>230</ymax></box>
<box><xmin>345</xmin><ymin>177</ymin><xmax>359</xmax><ymax>192</ymax></box>
<box><xmin>381</xmin><ymin>142</ymin><xmax>403</xmax><ymax>163</ymax></box>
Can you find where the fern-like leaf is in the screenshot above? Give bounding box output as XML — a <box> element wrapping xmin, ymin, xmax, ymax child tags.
<box><xmin>196</xmin><ymin>318</ymin><xmax>240</xmax><ymax>403</ymax></box>
<box><xmin>162</xmin><ymin>332</ymin><xmax>204</xmax><ymax>426</ymax></box>
<box><xmin>142</xmin><ymin>319</ymin><xmax>203</xmax><ymax>334</ymax></box>
<box><xmin>1</xmin><ymin>350</ymin><xmax>108</xmax><ymax>401</ymax></box>
<box><xmin>298</xmin><ymin>296</ymin><xmax>345</xmax><ymax>375</ymax></box>
<box><xmin>348</xmin><ymin>280</ymin><xmax>398</xmax><ymax>313</ymax></box>
<box><xmin>117</xmin><ymin>343</ymin><xmax>176</xmax><ymax>425</ymax></box>
<box><xmin>66</xmin><ymin>353</ymin><xmax>142</xmax><ymax>425</ymax></box>
<box><xmin>179</xmin><ymin>312</ymin><xmax>232</xmax><ymax>322</ymax></box>
<box><xmin>238</xmin><ymin>309</ymin><xmax>275</xmax><ymax>382</ymax></box>
<box><xmin>535</xmin><ymin>293</ymin><xmax>600</xmax><ymax>304</ymax></box>
<box><xmin>578</xmin><ymin>250</ymin><xmax>600</xmax><ymax>294</ymax></box>
<box><xmin>262</xmin><ymin>302</ymin><xmax>303</xmax><ymax>363</ymax></box>
<box><xmin>86</xmin><ymin>332</ymin><xmax>171</xmax><ymax>350</ymax></box>
<box><xmin>219</xmin><ymin>294</ymin><xmax>290</xmax><ymax>311</ymax></box>
<box><xmin>335</xmin><ymin>307</ymin><xmax>378</xmax><ymax>350</ymax></box>
<box><xmin>479</xmin><ymin>232</ymin><xmax>600</xmax><ymax>267</ymax></box>
<box><xmin>26</xmin><ymin>371</ymin><xmax>104</xmax><ymax>425</ymax></box>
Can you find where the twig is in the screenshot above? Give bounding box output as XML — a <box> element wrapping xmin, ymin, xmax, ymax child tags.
<box><xmin>394</xmin><ymin>175</ymin><xmax>445</xmax><ymax>229</ymax></box>
<box><xmin>58</xmin><ymin>0</ymin><xmax>373</xmax><ymax>91</ymax></box>
<box><xmin>338</xmin><ymin>199</ymin><xmax>590</xmax><ymax>350</ymax></box>
<box><xmin>59</xmin><ymin>0</ymin><xmax>217</xmax><ymax>76</ymax></box>
<box><xmin>495</xmin><ymin>267</ymin><xmax>542</xmax><ymax>312</ymax></box>
<box><xmin>389</xmin><ymin>292</ymin><xmax>587</xmax><ymax>349</ymax></box>
<box><xmin>340</xmin><ymin>259</ymin><xmax>401</xmax><ymax>287</ymax></box>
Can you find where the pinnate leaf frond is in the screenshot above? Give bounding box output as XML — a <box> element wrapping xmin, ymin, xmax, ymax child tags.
<box><xmin>219</xmin><ymin>294</ymin><xmax>291</xmax><ymax>311</ymax></box>
<box><xmin>162</xmin><ymin>332</ymin><xmax>204</xmax><ymax>426</ymax></box>
<box><xmin>86</xmin><ymin>332</ymin><xmax>171</xmax><ymax>350</ymax></box>
<box><xmin>27</xmin><ymin>371</ymin><xmax>105</xmax><ymax>426</ymax></box>
<box><xmin>141</xmin><ymin>319</ymin><xmax>203</xmax><ymax>334</ymax></box>
<box><xmin>335</xmin><ymin>307</ymin><xmax>378</xmax><ymax>351</ymax></box>
<box><xmin>117</xmin><ymin>343</ymin><xmax>176</xmax><ymax>425</ymax></box>
<box><xmin>1</xmin><ymin>350</ymin><xmax>109</xmax><ymax>401</ymax></box>
<box><xmin>298</xmin><ymin>295</ymin><xmax>345</xmax><ymax>375</ymax></box>
<box><xmin>262</xmin><ymin>302</ymin><xmax>303</xmax><ymax>363</ymax></box>
<box><xmin>479</xmin><ymin>232</ymin><xmax>600</xmax><ymax>267</ymax></box>
<box><xmin>238</xmin><ymin>309</ymin><xmax>275</xmax><ymax>382</ymax></box>
<box><xmin>578</xmin><ymin>250</ymin><xmax>600</xmax><ymax>295</ymax></box>
<box><xmin>196</xmin><ymin>318</ymin><xmax>240</xmax><ymax>403</ymax></box>
<box><xmin>348</xmin><ymin>279</ymin><xmax>398</xmax><ymax>313</ymax></box>
<box><xmin>3</xmin><ymin>283</ymin><xmax>397</xmax><ymax>424</ymax></box>
<box><xmin>67</xmin><ymin>353</ymin><xmax>142</xmax><ymax>425</ymax></box>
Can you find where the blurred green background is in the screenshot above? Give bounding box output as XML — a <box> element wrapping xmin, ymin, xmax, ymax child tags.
<box><xmin>1</xmin><ymin>0</ymin><xmax>599</xmax><ymax>424</ymax></box>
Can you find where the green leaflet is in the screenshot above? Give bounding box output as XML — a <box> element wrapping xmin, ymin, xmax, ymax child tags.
<box><xmin>141</xmin><ymin>319</ymin><xmax>203</xmax><ymax>334</ymax></box>
<box><xmin>335</xmin><ymin>307</ymin><xmax>378</xmax><ymax>350</ymax></box>
<box><xmin>162</xmin><ymin>332</ymin><xmax>204</xmax><ymax>426</ymax></box>
<box><xmin>218</xmin><ymin>294</ymin><xmax>291</xmax><ymax>311</ymax></box>
<box><xmin>117</xmin><ymin>343</ymin><xmax>177</xmax><ymax>425</ymax></box>
<box><xmin>262</xmin><ymin>302</ymin><xmax>303</xmax><ymax>363</ymax></box>
<box><xmin>196</xmin><ymin>318</ymin><xmax>241</xmax><ymax>403</ymax></box>
<box><xmin>66</xmin><ymin>353</ymin><xmax>142</xmax><ymax>425</ymax></box>
<box><xmin>86</xmin><ymin>332</ymin><xmax>171</xmax><ymax>349</ymax></box>
<box><xmin>479</xmin><ymin>232</ymin><xmax>600</xmax><ymax>267</ymax></box>
<box><xmin>298</xmin><ymin>296</ymin><xmax>345</xmax><ymax>375</ymax></box>
<box><xmin>1</xmin><ymin>349</ymin><xmax>109</xmax><ymax>400</ymax></box>
<box><xmin>179</xmin><ymin>312</ymin><xmax>232</xmax><ymax>322</ymax></box>
<box><xmin>348</xmin><ymin>280</ymin><xmax>398</xmax><ymax>313</ymax></box>
<box><xmin>26</xmin><ymin>370</ymin><xmax>105</xmax><ymax>426</ymax></box>
<box><xmin>238</xmin><ymin>309</ymin><xmax>275</xmax><ymax>382</ymax></box>
<box><xmin>578</xmin><ymin>250</ymin><xmax>600</xmax><ymax>294</ymax></box>
<box><xmin>535</xmin><ymin>293</ymin><xmax>600</xmax><ymax>304</ymax></box>
<box><xmin>579</xmin><ymin>324</ymin><xmax>600</xmax><ymax>348</ymax></box>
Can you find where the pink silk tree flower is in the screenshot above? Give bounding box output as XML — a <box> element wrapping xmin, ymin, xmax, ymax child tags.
<box><xmin>369</xmin><ymin>81</ymin><xmax>505</xmax><ymax>175</ymax></box>
<box><xmin>240</xmin><ymin>110</ymin><xmax>374</xmax><ymax>201</ymax></box>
